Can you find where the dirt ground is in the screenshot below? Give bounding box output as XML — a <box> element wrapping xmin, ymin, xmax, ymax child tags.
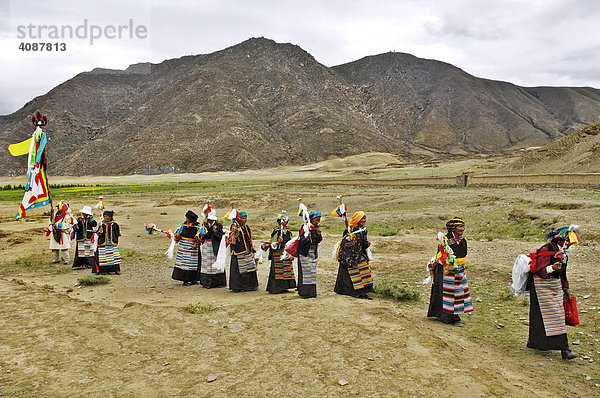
<box><xmin>1</xmin><ymin>170</ymin><xmax>599</xmax><ymax>397</ymax></box>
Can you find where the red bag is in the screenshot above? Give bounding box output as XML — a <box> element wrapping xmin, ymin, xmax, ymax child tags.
<box><xmin>284</xmin><ymin>237</ymin><xmax>299</xmax><ymax>258</ymax></box>
<box><xmin>564</xmin><ymin>296</ymin><xmax>580</xmax><ymax>326</ymax></box>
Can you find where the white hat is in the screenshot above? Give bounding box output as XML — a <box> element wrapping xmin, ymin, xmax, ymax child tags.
<box><xmin>207</xmin><ymin>210</ymin><xmax>217</xmax><ymax>221</ymax></box>
<box><xmin>80</xmin><ymin>205</ymin><xmax>93</xmax><ymax>216</ymax></box>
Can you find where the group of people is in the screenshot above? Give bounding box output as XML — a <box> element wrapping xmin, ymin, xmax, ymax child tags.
<box><xmin>426</xmin><ymin>217</ymin><xmax>580</xmax><ymax>361</ymax></box>
<box><xmin>170</xmin><ymin>208</ymin><xmax>374</xmax><ymax>300</ymax></box>
<box><xmin>47</xmin><ymin>202</ymin><xmax>121</xmax><ymax>275</ymax></box>
<box><xmin>47</xmin><ymin>199</ymin><xmax>581</xmax><ymax>361</ymax></box>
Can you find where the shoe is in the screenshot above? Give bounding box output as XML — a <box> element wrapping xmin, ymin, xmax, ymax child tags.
<box><xmin>452</xmin><ymin>321</ymin><xmax>464</xmax><ymax>327</ymax></box>
<box><xmin>52</xmin><ymin>260</ymin><xmax>60</xmax><ymax>264</ymax></box>
<box><xmin>561</xmin><ymin>350</ymin><xmax>578</xmax><ymax>360</ymax></box>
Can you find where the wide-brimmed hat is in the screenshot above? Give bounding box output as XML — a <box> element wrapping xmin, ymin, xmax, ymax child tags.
<box><xmin>80</xmin><ymin>206</ymin><xmax>93</xmax><ymax>216</ymax></box>
<box><xmin>207</xmin><ymin>210</ymin><xmax>218</xmax><ymax>221</ymax></box>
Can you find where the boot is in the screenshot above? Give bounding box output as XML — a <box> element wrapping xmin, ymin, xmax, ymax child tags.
<box><xmin>561</xmin><ymin>350</ymin><xmax>578</xmax><ymax>360</ymax></box>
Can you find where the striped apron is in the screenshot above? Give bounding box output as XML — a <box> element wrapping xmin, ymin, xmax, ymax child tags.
<box><xmin>442</xmin><ymin>257</ymin><xmax>473</xmax><ymax>314</ymax></box>
<box><xmin>347</xmin><ymin>257</ymin><xmax>373</xmax><ymax>290</ymax></box>
<box><xmin>236</xmin><ymin>251</ymin><xmax>256</xmax><ymax>274</ymax></box>
<box><xmin>272</xmin><ymin>249</ymin><xmax>295</xmax><ymax>280</ymax></box>
<box><xmin>98</xmin><ymin>245</ymin><xmax>121</xmax><ymax>268</ymax></box>
<box><xmin>175</xmin><ymin>237</ymin><xmax>199</xmax><ymax>271</ymax></box>
<box><xmin>77</xmin><ymin>238</ymin><xmax>94</xmax><ymax>258</ymax></box>
<box><xmin>533</xmin><ymin>276</ymin><xmax>566</xmax><ymax>336</ymax></box>
<box><xmin>201</xmin><ymin>240</ymin><xmax>219</xmax><ymax>274</ymax></box>
<box><xmin>299</xmin><ymin>248</ymin><xmax>317</xmax><ymax>285</ymax></box>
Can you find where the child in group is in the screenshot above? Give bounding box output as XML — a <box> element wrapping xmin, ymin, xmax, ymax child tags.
<box><xmin>72</xmin><ymin>206</ymin><xmax>98</xmax><ymax>269</ymax></box>
<box><xmin>94</xmin><ymin>210</ymin><xmax>121</xmax><ymax>274</ymax></box>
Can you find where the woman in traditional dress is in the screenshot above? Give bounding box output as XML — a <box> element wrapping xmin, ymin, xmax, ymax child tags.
<box><xmin>172</xmin><ymin>210</ymin><xmax>201</xmax><ymax>285</ymax></box>
<box><xmin>527</xmin><ymin>226</ymin><xmax>580</xmax><ymax>360</ymax></box>
<box><xmin>266</xmin><ymin>213</ymin><xmax>296</xmax><ymax>294</ymax></box>
<box><xmin>94</xmin><ymin>210</ymin><xmax>121</xmax><ymax>274</ymax></box>
<box><xmin>297</xmin><ymin>211</ymin><xmax>322</xmax><ymax>298</ymax></box>
<box><xmin>199</xmin><ymin>210</ymin><xmax>226</xmax><ymax>288</ymax></box>
<box><xmin>334</xmin><ymin>211</ymin><xmax>374</xmax><ymax>299</ymax></box>
<box><xmin>48</xmin><ymin>201</ymin><xmax>74</xmax><ymax>265</ymax></box>
<box><xmin>228</xmin><ymin>211</ymin><xmax>258</xmax><ymax>292</ymax></box>
<box><xmin>427</xmin><ymin>217</ymin><xmax>473</xmax><ymax>326</ymax></box>
<box><xmin>71</xmin><ymin>206</ymin><xmax>98</xmax><ymax>269</ymax></box>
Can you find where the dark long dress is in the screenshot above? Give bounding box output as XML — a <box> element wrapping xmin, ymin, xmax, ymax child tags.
<box><xmin>94</xmin><ymin>221</ymin><xmax>121</xmax><ymax>274</ymax></box>
<box><xmin>229</xmin><ymin>224</ymin><xmax>258</xmax><ymax>292</ymax></box>
<box><xmin>266</xmin><ymin>229</ymin><xmax>296</xmax><ymax>293</ymax></box>
<box><xmin>171</xmin><ymin>223</ymin><xmax>201</xmax><ymax>284</ymax></box>
<box><xmin>334</xmin><ymin>228</ymin><xmax>374</xmax><ymax>297</ymax></box>
<box><xmin>297</xmin><ymin>227</ymin><xmax>321</xmax><ymax>298</ymax></box>
<box><xmin>72</xmin><ymin>217</ymin><xmax>98</xmax><ymax>269</ymax></box>
<box><xmin>427</xmin><ymin>232</ymin><xmax>467</xmax><ymax>324</ymax></box>
<box><xmin>527</xmin><ymin>242</ymin><xmax>569</xmax><ymax>351</ymax></box>
<box><xmin>199</xmin><ymin>221</ymin><xmax>227</xmax><ymax>288</ymax></box>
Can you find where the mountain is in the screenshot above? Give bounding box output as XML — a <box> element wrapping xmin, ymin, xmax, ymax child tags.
<box><xmin>505</xmin><ymin>121</ymin><xmax>600</xmax><ymax>174</ymax></box>
<box><xmin>1</xmin><ymin>37</ymin><xmax>599</xmax><ymax>176</ymax></box>
<box><xmin>333</xmin><ymin>53</ymin><xmax>600</xmax><ymax>155</ymax></box>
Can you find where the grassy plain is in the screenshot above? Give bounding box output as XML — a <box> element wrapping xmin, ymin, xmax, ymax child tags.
<box><xmin>0</xmin><ymin>155</ymin><xmax>599</xmax><ymax>396</ymax></box>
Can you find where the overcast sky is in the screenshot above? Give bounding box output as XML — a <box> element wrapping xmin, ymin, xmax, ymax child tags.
<box><xmin>1</xmin><ymin>0</ymin><xmax>599</xmax><ymax>116</ymax></box>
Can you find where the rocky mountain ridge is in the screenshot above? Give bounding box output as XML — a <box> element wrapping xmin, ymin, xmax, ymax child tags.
<box><xmin>1</xmin><ymin>37</ymin><xmax>599</xmax><ymax>176</ymax></box>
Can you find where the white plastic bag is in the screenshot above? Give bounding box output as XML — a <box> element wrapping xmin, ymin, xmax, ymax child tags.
<box><xmin>165</xmin><ymin>236</ymin><xmax>176</xmax><ymax>259</ymax></box>
<box><xmin>331</xmin><ymin>240</ymin><xmax>342</xmax><ymax>260</ymax></box>
<box><xmin>510</xmin><ymin>254</ymin><xmax>531</xmax><ymax>296</ymax></box>
<box><xmin>422</xmin><ymin>256</ymin><xmax>436</xmax><ymax>285</ymax></box>
<box><xmin>213</xmin><ymin>232</ymin><xmax>229</xmax><ymax>272</ymax></box>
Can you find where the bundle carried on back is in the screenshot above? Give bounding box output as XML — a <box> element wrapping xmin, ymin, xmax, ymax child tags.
<box><xmin>510</xmin><ymin>225</ymin><xmax>580</xmax><ymax>296</ymax></box>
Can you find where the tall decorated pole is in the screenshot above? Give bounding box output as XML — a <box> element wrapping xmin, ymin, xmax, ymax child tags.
<box><xmin>9</xmin><ymin>112</ymin><xmax>52</xmax><ymax>220</ymax></box>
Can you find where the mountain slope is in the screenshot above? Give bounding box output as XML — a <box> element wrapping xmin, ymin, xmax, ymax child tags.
<box><xmin>1</xmin><ymin>38</ymin><xmax>599</xmax><ymax>176</ymax></box>
<box><xmin>505</xmin><ymin>121</ymin><xmax>600</xmax><ymax>173</ymax></box>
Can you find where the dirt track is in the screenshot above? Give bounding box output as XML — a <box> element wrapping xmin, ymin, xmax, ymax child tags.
<box><xmin>1</xmin><ymin>267</ymin><xmax>550</xmax><ymax>398</ymax></box>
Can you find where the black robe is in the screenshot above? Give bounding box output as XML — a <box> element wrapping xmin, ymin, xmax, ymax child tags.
<box><xmin>229</xmin><ymin>224</ymin><xmax>258</xmax><ymax>292</ymax></box>
<box><xmin>427</xmin><ymin>231</ymin><xmax>467</xmax><ymax>323</ymax></box>
<box><xmin>199</xmin><ymin>221</ymin><xmax>226</xmax><ymax>288</ymax></box>
<box><xmin>527</xmin><ymin>242</ymin><xmax>569</xmax><ymax>351</ymax></box>
<box><xmin>266</xmin><ymin>229</ymin><xmax>296</xmax><ymax>293</ymax></box>
<box><xmin>171</xmin><ymin>223</ymin><xmax>201</xmax><ymax>284</ymax></box>
<box><xmin>94</xmin><ymin>221</ymin><xmax>121</xmax><ymax>274</ymax></box>
<box><xmin>334</xmin><ymin>228</ymin><xmax>374</xmax><ymax>297</ymax></box>
<box><xmin>72</xmin><ymin>217</ymin><xmax>98</xmax><ymax>269</ymax></box>
<box><xmin>297</xmin><ymin>227</ymin><xmax>321</xmax><ymax>298</ymax></box>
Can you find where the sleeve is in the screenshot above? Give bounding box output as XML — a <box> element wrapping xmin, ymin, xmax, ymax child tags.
<box><xmin>212</xmin><ymin>223</ymin><xmax>224</xmax><ymax>241</ymax></box>
<box><xmin>533</xmin><ymin>247</ymin><xmax>551</xmax><ymax>279</ymax></box>
<box><xmin>298</xmin><ymin>228</ymin><xmax>309</xmax><ymax>249</ymax></box>
<box><xmin>561</xmin><ymin>263</ymin><xmax>569</xmax><ymax>290</ymax></box>
<box><xmin>282</xmin><ymin>231</ymin><xmax>292</xmax><ymax>246</ymax></box>
<box><xmin>89</xmin><ymin>219</ymin><xmax>97</xmax><ymax>228</ymax></box>
<box><xmin>314</xmin><ymin>230</ymin><xmax>323</xmax><ymax>245</ymax></box>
